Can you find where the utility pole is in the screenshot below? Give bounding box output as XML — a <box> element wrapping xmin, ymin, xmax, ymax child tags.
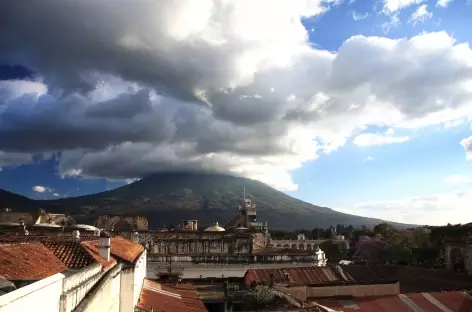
<box><xmin>168</xmin><ymin>247</ymin><xmax>173</xmax><ymax>280</ymax></box>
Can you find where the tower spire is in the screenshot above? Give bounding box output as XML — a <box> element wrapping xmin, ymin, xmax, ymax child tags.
<box><xmin>243</xmin><ymin>186</ymin><xmax>246</xmax><ymax>200</ymax></box>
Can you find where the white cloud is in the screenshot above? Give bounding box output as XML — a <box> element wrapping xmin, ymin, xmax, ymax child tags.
<box><xmin>1</xmin><ymin>2</ymin><xmax>472</xmax><ymax>191</ymax></box>
<box><xmin>381</xmin><ymin>13</ymin><xmax>400</xmax><ymax>34</ymax></box>
<box><xmin>353</xmin><ymin>133</ymin><xmax>410</xmax><ymax>146</ymax></box>
<box><xmin>437</xmin><ymin>0</ymin><xmax>454</xmax><ymax>7</ymax></box>
<box><xmin>409</xmin><ymin>4</ymin><xmax>433</xmax><ymax>25</ymax></box>
<box><xmin>53</xmin><ymin>193</ymin><xmax>60</xmax><ymax>197</ymax></box>
<box><xmin>364</xmin><ymin>156</ymin><xmax>375</xmax><ymax>162</ymax></box>
<box><xmin>444</xmin><ymin>175</ymin><xmax>472</xmax><ymax>184</ymax></box>
<box><xmin>444</xmin><ymin>119</ymin><xmax>464</xmax><ymax>128</ymax></box>
<box><xmin>339</xmin><ymin>188</ymin><xmax>472</xmax><ymax>225</ymax></box>
<box><xmin>383</xmin><ymin>0</ymin><xmax>424</xmax><ymax>13</ymax></box>
<box><xmin>32</xmin><ymin>185</ymin><xmax>51</xmax><ymax>193</ymax></box>
<box><xmin>352</xmin><ymin>11</ymin><xmax>369</xmax><ymax>21</ymax></box>
<box><xmin>460</xmin><ymin>136</ymin><xmax>472</xmax><ymax>160</ymax></box>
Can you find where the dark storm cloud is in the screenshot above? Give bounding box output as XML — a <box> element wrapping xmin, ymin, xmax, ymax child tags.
<box><xmin>0</xmin><ymin>1</ymin><xmax>472</xmax><ymax>190</ymax></box>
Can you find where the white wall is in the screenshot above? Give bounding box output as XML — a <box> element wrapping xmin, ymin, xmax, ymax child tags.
<box><xmin>119</xmin><ymin>250</ymin><xmax>147</xmax><ymax>312</ymax></box>
<box><xmin>82</xmin><ymin>265</ymin><xmax>122</xmax><ymax>312</ymax></box>
<box><xmin>133</xmin><ymin>250</ymin><xmax>146</xmax><ymax>306</ymax></box>
<box><xmin>119</xmin><ymin>269</ymin><xmax>134</xmax><ymax>312</ymax></box>
<box><xmin>0</xmin><ymin>273</ymin><xmax>64</xmax><ymax>312</ymax></box>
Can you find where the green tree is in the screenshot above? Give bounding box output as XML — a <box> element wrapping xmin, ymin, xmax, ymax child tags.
<box><xmin>374</xmin><ymin>223</ymin><xmax>393</xmax><ymax>237</ymax></box>
<box><xmin>311</xmin><ymin>228</ymin><xmax>324</xmax><ymax>239</ymax></box>
<box><xmin>242</xmin><ymin>285</ymin><xmax>276</xmax><ymax>310</ymax></box>
<box><xmin>320</xmin><ymin>240</ymin><xmax>346</xmax><ymax>262</ymax></box>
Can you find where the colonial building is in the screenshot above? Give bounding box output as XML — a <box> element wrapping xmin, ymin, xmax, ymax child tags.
<box><xmin>268</xmin><ymin>233</ymin><xmax>350</xmax><ymax>251</ymax></box>
<box><xmin>115</xmin><ymin>198</ymin><xmax>324</xmax><ymax>265</ymax></box>
<box><xmin>0</xmin><ymin>208</ymin><xmax>75</xmax><ymax>229</ymax></box>
<box><xmin>84</xmin><ymin>197</ymin><xmax>341</xmax><ymax>266</ymax></box>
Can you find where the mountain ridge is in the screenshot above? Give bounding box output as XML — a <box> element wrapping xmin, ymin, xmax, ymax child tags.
<box><xmin>0</xmin><ymin>172</ymin><xmax>415</xmax><ymax>230</ymax></box>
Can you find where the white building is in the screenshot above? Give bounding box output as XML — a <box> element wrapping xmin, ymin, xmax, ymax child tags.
<box><xmin>0</xmin><ymin>231</ymin><xmax>148</xmax><ymax>312</ymax></box>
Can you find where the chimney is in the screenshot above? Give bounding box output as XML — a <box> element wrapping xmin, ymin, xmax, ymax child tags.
<box><xmin>98</xmin><ymin>231</ymin><xmax>111</xmax><ymax>261</ymax></box>
<box><xmin>72</xmin><ymin>230</ymin><xmax>80</xmax><ymax>241</ymax></box>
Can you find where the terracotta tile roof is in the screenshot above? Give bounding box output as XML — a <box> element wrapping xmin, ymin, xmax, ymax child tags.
<box><xmin>0</xmin><ymin>234</ymin><xmax>98</xmax><ymax>243</ymax></box>
<box><xmin>0</xmin><ymin>235</ymin><xmax>116</xmax><ymax>270</ymax></box>
<box><xmin>42</xmin><ymin>241</ymin><xmax>96</xmax><ymax>269</ymax></box>
<box><xmin>80</xmin><ymin>242</ymin><xmax>117</xmax><ymax>271</ymax></box>
<box><xmin>0</xmin><ymin>242</ymin><xmax>68</xmax><ymax>280</ymax></box>
<box><xmin>245</xmin><ymin>267</ymin><xmax>342</xmax><ymax>287</ymax></box>
<box><xmin>136</xmin><ymin>279</ymin><xmax>207</xmax><ymax>312</ymax></box>
<box><xmin>82</xmin><ymin>236</ymin><xmax>144</xmax><ymax>264</ymax></box>
<box><xmin>315</xmin><ymin>291</ymin><xmax>472</xmax><ymax>312</ymax></box>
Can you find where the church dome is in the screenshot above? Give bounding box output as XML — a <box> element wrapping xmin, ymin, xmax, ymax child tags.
<box><xmin>70</xmin><ymin>224</ymin><xmax>99</xmax><ymax>231</ymax></box>
<box><xmin>204</xmin><ymin>221</ymin><xmax>225</xmax><ymax>232</ymax></box>
<box><xmin>33</xmin><ymin>223</ymin><xmax>62</xmax><ymax>228</ymax></box>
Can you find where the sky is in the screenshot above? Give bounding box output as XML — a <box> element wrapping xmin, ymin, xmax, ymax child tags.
<box><xmin>0</xmin><ymin>0</ymin><xmax>472</xmax><ymax>226</ymax></box>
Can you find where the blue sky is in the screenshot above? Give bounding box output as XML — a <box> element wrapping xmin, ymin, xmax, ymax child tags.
<box><xmin>1</xmin><ymin>0</ymin><xmax>472</xmax><ymax>226</ymax></box>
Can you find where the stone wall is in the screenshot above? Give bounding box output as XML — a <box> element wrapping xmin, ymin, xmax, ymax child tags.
<box><xmin>0</xmin><ymin>212</ymin><xmax>38</xmax><ymax>225</ymax></box>
<box><xmin>444</xmin><ymin>242</ymin><xmax>472</xmax><ymax>275</ymax></box>
<box><xmin>95</xmin><ymin>215</ymin><xmax>148</xmax><ymax>231</ymax></box>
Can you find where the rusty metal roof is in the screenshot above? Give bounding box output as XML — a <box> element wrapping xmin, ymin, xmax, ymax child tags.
<box><xmin>0</xmin><ymin>242</ymin><xmax>68</xmax><ymax>280</ymax></box>
<box><xmin>333</xmin><ymin>265</ymin><xmax>398</xmax><ymax>284</ymax></box>
<box><xmin>315</xmin><ymin>291</ymin><xmax>472</xmax><ymax>311</ymax></box>
<box><xmin>136</xmin><ymin>279</ymin><xmax>207</xmax><ymax>312</ymax></box>
<box><xmin>245</xmin><ymin>267</ymin><xmax>342</xmax><ymax>286</ymax></box>
<box><xmin>81</xmin><ymin>236</ymin><xmax>144</xmax><ymax>264</ymax></box>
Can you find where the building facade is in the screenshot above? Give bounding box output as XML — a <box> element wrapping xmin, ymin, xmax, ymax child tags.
<box><xmin>101</xmin><ymin>198</ymin><xmax>330</xmax><ymax>265</ymax></box>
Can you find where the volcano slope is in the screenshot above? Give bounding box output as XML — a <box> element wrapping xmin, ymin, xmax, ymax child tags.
<box><xmin>0</xmin><ymin>172</ymin><xmax>412</xmax><ymax>230</ymax></box>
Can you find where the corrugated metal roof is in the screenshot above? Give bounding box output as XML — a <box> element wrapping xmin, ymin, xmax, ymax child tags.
<box><xmin>333</xmin><ymin>265</ymin><xmax>398</xmax><ymax>284</ymax></box>
<box><xmin>136</xmin><ymin>279</ymin><xmax>207</xmax><ymax>312</ymax></box>
<box><xmin>0</xmin><ymin>242</ymin><xmax>68</xmax><ymax>280</ymax></box>
<box><xmin>246</xmin><ymin>267</ymin><xmax>342</xmax><ymax>286</ymax></box>
<box><xmin>315</xmin><ymin>291</ymin><xmax>472</xmax><ymax>311</ymax></box>
<box><xmin>82</xmin><ymin>236</ymin><xmax>144</xmax><ymax>264</ymax></box>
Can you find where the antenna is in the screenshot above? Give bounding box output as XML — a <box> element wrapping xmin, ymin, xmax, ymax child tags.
<box><xmin>243</xmin><ymin>186</ymin><xmax>246</xmax><ymax>200</ymax></box>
